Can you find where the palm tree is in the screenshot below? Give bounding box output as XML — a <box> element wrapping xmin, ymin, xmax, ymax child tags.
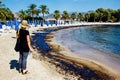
<box><xmin>28</xmin><ymin>4</ymin><xmax>38</xmax><ymax>23</ymax></box>
<box><xmin>0</xmin><ymin>8</ymin><xmax>14</xmax><ymax>22</ymax></box>
<box><xmin>6</xmin><ymin>8</ymin><xmax>14</xmax><ymax>20</ymax></box>
<box><xmin>116</xmin><ymin>9</ymin><xmax>120</xmax><ymax>21</ymax></box>
<box><xmin>77</xmin><ymin>12</ymin><xmax>83</xmax><ymax>22</ymax></box>
<box><xmin>71</xmin><ymin>12</ymin><xmax>76</xmax><ymax>21</ymax></box>
<box><xmin>39</xmin><ymin>5</ymin><xmax>49</xmax><ymax>21</ymax></box>
<box><xmin>19</xmin><ymin>9</ymin><xmax>28</xmax><ymax>19</ymax></box>
<box><xmin>96</xmin><ymin>8</ymin><xmax>104</xmax><ymax>22</ymax></box>
<box><xmin>54</xmin><ymin>10</ymin><xmax>60</xmax><ymax>20</ymax></box>
<box><xmin>103</xmin><ymin>10</ymin><xmax>111</xmax><ymax>22</ymax></box>
<box><xmin>90</xmin><ymin>12</ymin><xmax>98</xmax><ymax>22</ymax></box>
<box><xmin>0</xmin><ymin>8</ymin><xmax>6</xmax><ymax>21</ymax></box>
<box><xmin>62</xmin><ymin>11</ymin><xmax>69</xmax><ymax>20</ymax></box>
<box><xmin>85</xmin><ymin>13</ymin><xmax>90</xmax><ymax>22</ymax></box>
<box><xmin>36</xmin><ymin>9</ymin><xmax>40</xmax><ymax>17</ymax></box>
<box><xmin>0</xmin><ymin>1</ymin><xmax>14</xmax><ymax>22</ymax></box>
<box><xmin>54</xmin><ymin>10</ymin><xmax>60</xmax><ymax>25</ymax></box>
<box><xmin>0</xmin><ymin>0</ymin><xmax>7</xmax><ymax>21</ymax></box>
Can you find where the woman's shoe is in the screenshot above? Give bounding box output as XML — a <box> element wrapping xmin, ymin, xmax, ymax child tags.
<box><xmin>19</xmin><ymin>69</ymin><xmax>23</xmax><ymax>73</ymax></box>
<box><xmin>22</xmin><ymin>70</ymin><xmax>29</xmax><ymax>75</ymax></box>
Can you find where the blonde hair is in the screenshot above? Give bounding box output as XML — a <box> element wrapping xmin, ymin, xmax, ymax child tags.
<box><xmin>20</xmin><ymin>20</ymin><xmax>29</xmax><ymax>29</ymax></box>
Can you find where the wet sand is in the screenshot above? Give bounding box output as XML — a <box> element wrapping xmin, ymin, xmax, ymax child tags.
<box><xmin>45</xmin><ymin>27</ymin><xmax>120</xmax><ymax>79</ymax></box>
<box><xmin>54</xmin><ymin>28</ymin><xmax>120</xmax><ymax>73</ymax></box>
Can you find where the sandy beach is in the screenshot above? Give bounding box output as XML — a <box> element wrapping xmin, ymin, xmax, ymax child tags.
<box><xmin>1</xmin><ymin>0</ymin><xmax>120</xmax><ymax>79</ymax></box>
<box><xmin>0</xmin><ymin>23</ymin><xmax>120</xmax><ymax>80</ymax></box>
<box><xmin>0</xmin><ymin>28</ymin><xmax>66</xmax><ymax>80</ymax></box>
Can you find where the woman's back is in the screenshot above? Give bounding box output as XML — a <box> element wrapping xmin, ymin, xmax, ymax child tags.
<box><xmin>19</xmin><ymin>29</ymin><xmax>29</xmax><ymax>52</ymax></box>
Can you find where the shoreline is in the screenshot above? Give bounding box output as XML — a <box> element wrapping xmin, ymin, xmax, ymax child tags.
<box><xmin>44</xmin><ymin>25</ymin><xmax>120</xmax><ymax>79</ymax></box>
<box><xmin>53</xmin><ymin>26</ymin><xmax>120</xmax><ymax>59</ymax></box>
<box><xmin>38</xmin><ymin>22</ymin><xmax>120</xmax><ymax>30</ymax></box>
<box><xmin>54</xmin><ymin>28</ymin><xmax>120</xmax><ymax>71</ymax></box>
<box><xmin>31</xmin><ymin>29</ymin><xmax>115</xmax><ymax>79</ymax></box>
<box><xmin>0</xmin><ymin>23</ymin><xmax>120</xmax><ymax>80</ymax></box>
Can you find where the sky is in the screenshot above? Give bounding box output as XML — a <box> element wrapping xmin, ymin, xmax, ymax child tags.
<box><xmin>2</xmin><ymin>0</ymin><xmax>120</xmax><ymax>13</ymax></box>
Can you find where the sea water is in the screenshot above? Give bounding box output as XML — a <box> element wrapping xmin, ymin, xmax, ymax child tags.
<box><xmin>71</xmin><ymin>25</ymin><xmax>120</xmax><ymax>56</ymax></box>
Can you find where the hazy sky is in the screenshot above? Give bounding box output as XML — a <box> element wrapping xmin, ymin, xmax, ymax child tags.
<box><xmin>2</xmin><ymin>0</ymin><xmax>120</xmax><ymax>13</ymax></box>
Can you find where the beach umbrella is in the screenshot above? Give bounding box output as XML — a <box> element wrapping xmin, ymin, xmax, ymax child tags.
<box><xmin>8</xmin><ymin>21</ymin><xmax>11</xmax><ymax>27</ymax></box>
<box><xmin>64</xmin><ymin>21</ymin><xmax>66</xmax><ymax>25</ymax></box>
<box><xmin>50</xmin><ymin>21</ymin><xmax>53</xmax><ymax>26</ymax></box>
<box><xmin>37</xmin><ymin>20</ymin><xmax>39</xmax><ymax>26</ymax></box>
<box><xmin>45</xmin><ymin>21</ymin><xmax>49</xmax><ymax>26</ymax></box>
<box><xmin>14</xmin><ymin>20</ymin><xmax>19</xmax><ymax>31</ymax></box>
<box><xmin>47</xmin><ymin>21</ymin><xmax>49</xmax><ymax>26</ymax></box>
<box><xmin>58</xmin><ymin>20</ymin><xmax>60</xmax><ymax>25</ymax></box>
<box><xmin>5</xmin><ymin>21</ymin><xmax>9</xmax><ymax>26</ymax></box>
<box><xmin>5</xmin><ymin>21</ymin><xmax>12</xmax><ymax>29</ymax></box>
<box><xmin>34</xmin><ymin>20</ymin><xmax>37</xmax><ymax>27</ymax></box>
<box><xmin>40</xmin><ymin>21</ymin><xmax>43</xmax><ymax>27</ymax></box>
<box><xmin>39</xmin><ymin>21</ymin><xmax>41</xmax><ymax>26</ymax></box>
<box><xmin>55</xmin><ymin>20</ymin><xmax>58</xmax><ymax>26</ymax></box>
<box><xmin>60</xmin><ymin>20</ymin><xmax>62</xmax><ymax>25</ymax></box>
<box><xmin>28</xmin><ymin>19</ymin><xmax>32</xmax><ymax>25</ymax></box>
<box><xmin>0</xmin><ymin>22</ymin><xmax>2</xmax><ymax>29</ymax></box>
<box><xmin>10</xmin><ymin>20</ymin><xmax>14</xmax><ymax>28</ymax></box>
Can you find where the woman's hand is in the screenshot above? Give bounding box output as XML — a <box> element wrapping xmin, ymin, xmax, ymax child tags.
<box><xmin>27</xmin><ymin>35</ymin><xmax>34</xmax><ymax>53</ymax></box>
<box><xmin>30</xmin><ymin>47</ymin><xmax>34</xmax><ymax>52</ymax></box>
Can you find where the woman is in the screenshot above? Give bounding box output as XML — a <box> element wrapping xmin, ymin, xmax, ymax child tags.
<box><xmin>16</xmin><ymin>20</ymin><xmax>34</xmax><ymax>74</ymax></box>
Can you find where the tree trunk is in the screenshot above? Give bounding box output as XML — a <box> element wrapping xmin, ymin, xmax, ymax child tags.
<box><xmin>43</xmin><ymin>13</ymin><xmax>44</xmax><ymax>24</ymax></box>
<box><xmin>32</xmin><ymin>14</ymin><xmax>34</xmax><ymax>24</ymax></box>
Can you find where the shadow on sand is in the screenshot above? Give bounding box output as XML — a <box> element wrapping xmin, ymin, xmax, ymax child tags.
<box><xmin>9</xmin><ymin>60</ymin><xmax>19</xmax><ymax>71</ymax></box>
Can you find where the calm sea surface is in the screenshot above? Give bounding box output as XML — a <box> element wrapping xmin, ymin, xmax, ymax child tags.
<box><xmin>71</xmin><ymin>25</ymin><xmax>120</xmax><ymax>56</ymax></box>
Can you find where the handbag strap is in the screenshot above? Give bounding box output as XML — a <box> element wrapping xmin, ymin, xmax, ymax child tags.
<box><xmin>17</xmin><ymin>29</ymin><xmax>20</xmax><ymax>39</ymax></box>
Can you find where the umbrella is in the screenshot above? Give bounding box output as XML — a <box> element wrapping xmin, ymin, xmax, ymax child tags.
<box><xmin>28</xmin><ymin>19</ymin><xmax>32</xmax><ymax>25</ymax></box>
<box><xmin>34</xmin><ymin>20</ymin><xmax>37</xmax><ymax>27</ymax></box>
<box><xmin>0</xmin><ymin>22</ymin><xmax>2</xmax><ymax>29</ymax></box>
<box><xmin>45</xmin><ymin>21</ymin><xmax>49</xmax><ymax>26</ymax></box>
<box><xmin>14</xmin><ymin>20</ymin><xmax>19</xmax><ymax>31</ymax></box>
<box><xmin>40</xmin><ymin>21</ymin><xmax>43</xmax><ymax>27</ymax></box>
<box><xmin>10</xmin><ymin>20</ymin><xmax>14</xmax><ymax>28</ymax></box>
